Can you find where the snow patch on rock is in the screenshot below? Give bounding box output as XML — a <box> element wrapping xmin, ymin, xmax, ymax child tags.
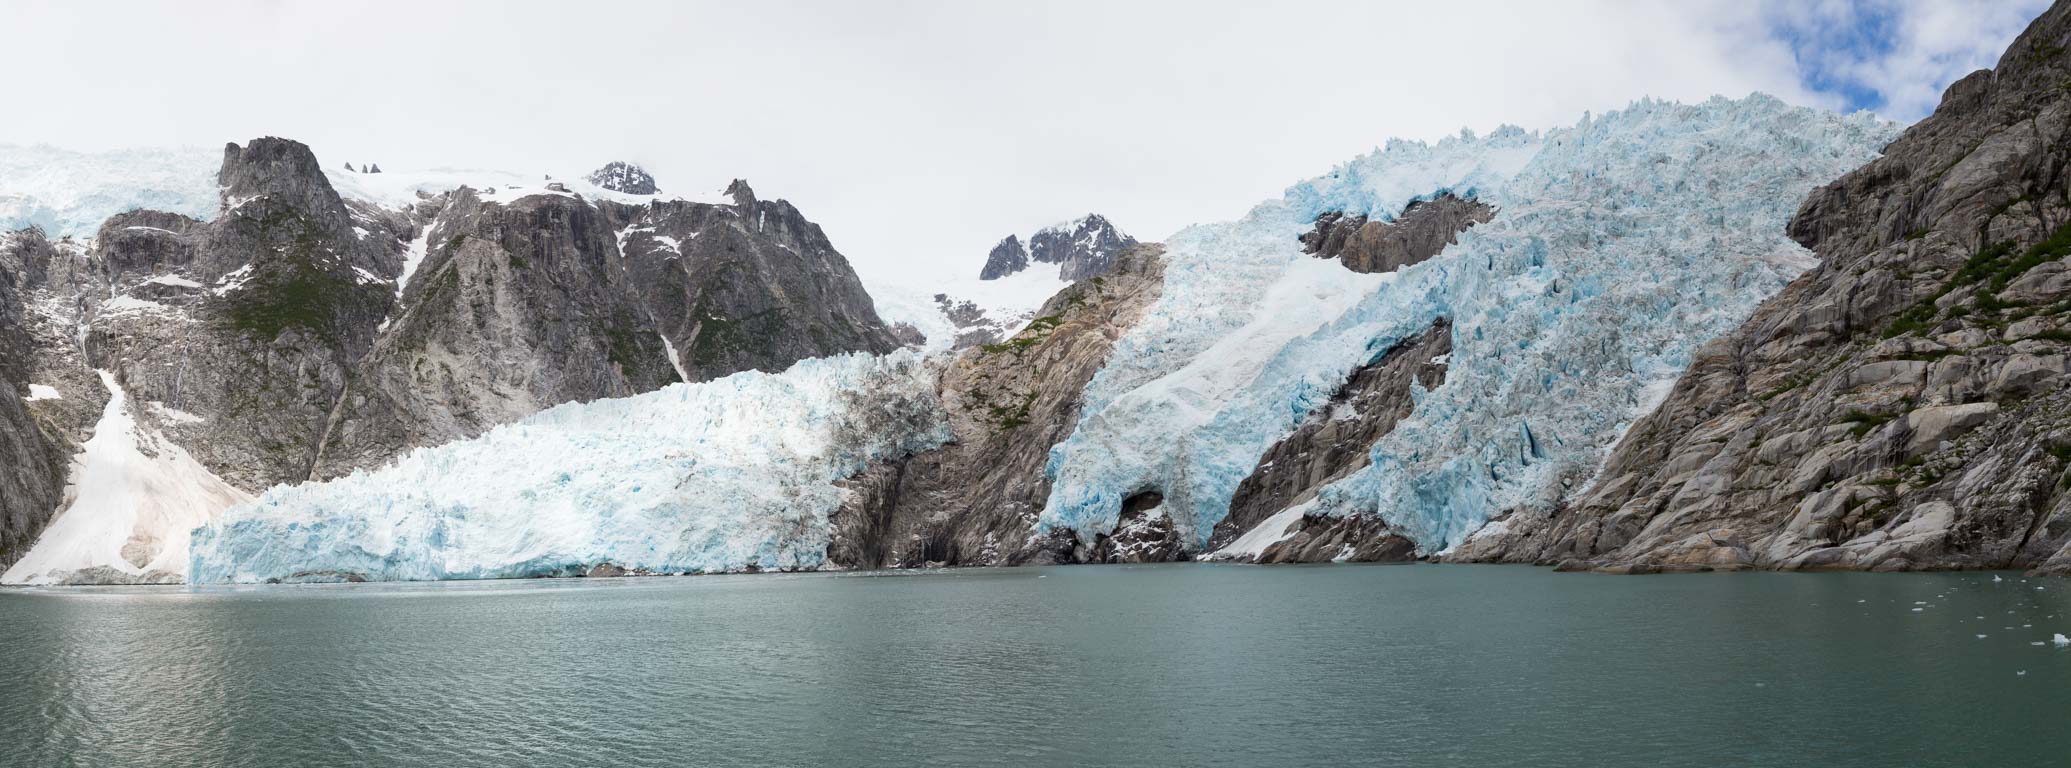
<box><xmin>2</xmin><ymin>371</ymin><xmax>251</xmax><ymax>585</ymax></box>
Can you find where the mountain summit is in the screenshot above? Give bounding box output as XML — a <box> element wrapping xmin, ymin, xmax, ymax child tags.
<box><xmin>586</xmin><ymin>161</ymin><xmax>659</xmax><ymax>195</ymax></box>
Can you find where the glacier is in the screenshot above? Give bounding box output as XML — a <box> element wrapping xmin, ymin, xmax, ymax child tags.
<box><xmin>187</xmin><ymin>352</ymin><xmax>947</xmax><ymax>583</ymax></box>
<box><xmin>0</xmin><ymin>145</ymin><xmax>220</xmax><ymax>239</ymax></box>
<box><xmin>1039</xmin><ymin>95</ymin><xmax>1898</xmax><ymax>553</ymax></box>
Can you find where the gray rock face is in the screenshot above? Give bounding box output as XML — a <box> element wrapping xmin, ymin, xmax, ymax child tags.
<box><xmin>979</xmin><ymin>235</ymin><xmax>1029</xmax><ymax>280</ymax></box>
<box><xmin>1035</xmin><ymin>214</ymin><xmax>1137</xmax><ymax>281</ymax></box>
<box><xmin>610</xmin><ymin>180</ymin><xmax>900</xmax><ymax>382</ymax></box>
<box><xmin>1300</xmin><ymin>193</ymin><xmax>1494</xmax><ymax>274</ymax></box>
<box><xmin>0</xmin><ymin>232</ymin><xmax>68</xmax><ymax>568</ymax></box>
<box><xmin>980</xmin><ymin>214</ymin><xmax>1137</xmax><ymax>281</ymax></box>
<box><xmin>1448</xmin><ymin>3</ymin><xmax>2071</xmax><ymax>576</ymax></box>
<box><xmin>1210</xmin><ymin>319</ymin><xmax>1451</xmax><ymax>556</ymax></box>
<box><xmin>826</xmin><ymin>245</ymin><xmax>1168</xmax><ymax>568</ymax></box>
<box><xmin>586</xmin><ymin>162</ymin><xmax>658</xmax><ymax>195</ymax></box>
<box><xmin>1088</xmin><ymin>492</ymin><xmax>1189</xmax><ymax>564</ymax></box>
<box><xmin>78</xmin><ymin>137</ymin><xmax>405</xmax><ymax>491</ymax></box>
<box><xmin>1250</xmin><ymin>514</ymin><xmax>1417</xmax><ymax>564</ymax></box>
<box><xmin>307</xmin><ymin>188</ymin><xmax>680</xmax><ymax>477</ymax></box>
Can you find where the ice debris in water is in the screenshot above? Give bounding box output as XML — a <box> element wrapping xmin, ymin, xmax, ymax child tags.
<box><xmin>189</xmin><ymin>352</ymin><xmax>948</xmax><ymax>583</ymax></box>
<box><xmin>1038</xmin><ymin>95</ymin><xmax>1895</xmax><ymax>549</ymax></box>
<box><xmin>2056</xmin><ymin>634</ymin><xmax>2070</xmax><ymax>647</ymax></box>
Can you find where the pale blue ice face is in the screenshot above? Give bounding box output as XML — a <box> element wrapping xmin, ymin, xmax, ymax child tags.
<box><xmin>1039</xmin><ymin>95</ymin><xmax>1896</xmax><ymax>552</ymax></box>
<box><xmin>189</xmin><ymin>352</ymin><xmax>949</xmax><ymax>583</ymax></box>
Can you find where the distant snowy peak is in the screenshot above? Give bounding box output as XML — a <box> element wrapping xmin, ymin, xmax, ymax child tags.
<box><xmin>587</xmin><ymin>161</ymin><xmax>659</xmax><ymax>195</ymax></box>
<box><xmin>978</xmin><ymin>213</ymin><xmax>1137</xmax><ymax>281</ymax></box>
<box><xmin>980</xmin><ymin>235</ymin><xmax>1029</xmax><ymax>280</ymax></box>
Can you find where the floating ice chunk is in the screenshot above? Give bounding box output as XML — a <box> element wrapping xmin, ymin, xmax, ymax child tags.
<box><xmin>2055</xmin><ymin>634</ymin><xmax>2070</xmax><ymax>647</ymax></box>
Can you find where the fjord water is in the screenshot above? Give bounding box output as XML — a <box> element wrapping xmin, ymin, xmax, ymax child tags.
<box><xmin>3</xmin><ymin>565</ymin><xmax>2067</xmax><ymax>767</ymax></box>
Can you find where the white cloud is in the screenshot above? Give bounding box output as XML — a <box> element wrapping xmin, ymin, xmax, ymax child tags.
<box><xmin>0</xmin><ymin>0</ymin><xmax>2043</xmax><ymax>284</ymax></box>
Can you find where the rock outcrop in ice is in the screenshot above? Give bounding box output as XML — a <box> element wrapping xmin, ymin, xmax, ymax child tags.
<box><xmin>1040</xmin><ymin>95</ymin><xmax>1897</xmax><ymax>555</ymax></box>
<box><xmin>188</xmin><ymin>352</ymin><xmax>947</xmax><ymax>583</ymax></box>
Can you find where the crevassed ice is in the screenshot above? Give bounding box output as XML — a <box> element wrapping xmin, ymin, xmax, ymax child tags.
<box><xmin>1040</xmin><ymin>95</ymin><xmax>1896</xmax><ymax>551</ymax></box>
<box><xmin>0</xmin><ymin>145</ymin><xmax>220</xmax><ymax>238</ymax></box>
<box><xmin>188</xmin><ymin>352</ymin><xmax>948</xmax><ymax>583</ymax></box>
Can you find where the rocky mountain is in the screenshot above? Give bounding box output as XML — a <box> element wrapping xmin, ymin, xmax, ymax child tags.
<box><xmin>977</xmin><ymin>214</ymin><xmax>1136</xmax><ymax>281</ymax></box>
<box><xmin>1449</xmin><ymin>2</ymin><xmax>2071</xmax><ymax>576</ymax></box>
<box><xmin>0</xmin><ymin>143</ymin><xmax>899</xmax><ymax>582</ymax></box>
<box><xmin>586</xmin><ymin>161</ymin><xmax>658</xmax><ymax>195</ymax></box>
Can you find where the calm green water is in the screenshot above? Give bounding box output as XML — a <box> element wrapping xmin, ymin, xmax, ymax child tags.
<box><xmin>2</xmin><ymin>564</ymin><xmax>2067</xmax><ymax>767</ymax></box>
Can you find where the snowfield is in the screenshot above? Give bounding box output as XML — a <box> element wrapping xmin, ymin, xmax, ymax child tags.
<box><xmin>2</xmin><ymin>372</ymin><xmax>250</xmax><ymax>585</ymax></box>
<box><xmin>187</xmin><ymin>352</ymin><xmax>947</xmax><ymax>583</ymax></box>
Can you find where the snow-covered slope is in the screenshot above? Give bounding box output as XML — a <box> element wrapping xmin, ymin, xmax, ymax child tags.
<box><xmin>0</xmin><ymin>145</ymin><xmax>219</xmax><ymax>239</ymax></box>
<box><xmin>1039</xmin><ymin>95</ymin><xmax>1897</xmax><ymax>553</ymax></box>
<box><xmin>866</xmin><ymin>267</ymin><xmax>1072</xmax><ymax>352</ymax></box>
<box><xmin>188</xmin><ymin>352</ymin><xmax>947</xmax><ymax>583</ymax></box>
<box><xmin>325</xmin><ymin>164</ymin><xmax>736</xmax><ymax>212</ymax></box>
<box><xmin>1</xmin><ymin>371</ymin><xmax>250</xmax><ymax>585</ymax></box>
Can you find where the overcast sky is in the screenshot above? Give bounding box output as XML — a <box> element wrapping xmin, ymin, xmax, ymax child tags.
<box><xmin>0</xmin><ymin>0</ymin><xmax>2048</xmax><ymax>279</ymax></box>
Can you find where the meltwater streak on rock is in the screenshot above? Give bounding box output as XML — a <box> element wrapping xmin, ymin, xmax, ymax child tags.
<box><xmin>1043</xmin><ymin>96</ymin><xmax>1896</xmax><ymax>554</ymax></box>
<box><xmin>1450</xmin><ymin>1</ymin><xmax>2071</xmax><ymax>576</ymax></box>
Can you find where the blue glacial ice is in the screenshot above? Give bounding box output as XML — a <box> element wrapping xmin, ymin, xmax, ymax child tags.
<box><xmin>188</xmin><ymin>352</ymin><xmax>948</xmax><ymax>583</ymax></box>
<box><xmin>0</xmin><ymin>145</ymin><xmax>221</xmax><ymax>238</ymax></box>
<box><xmin>1038</xmin><ymin>95</ymin><xmax>1898</xmax><ymax>552</ymax></box>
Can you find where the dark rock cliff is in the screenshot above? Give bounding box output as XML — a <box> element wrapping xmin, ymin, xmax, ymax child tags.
<box><xmin>0</xmin><ymin>232</ymin><xmax>68</xmax><ymax>568</ymax></box>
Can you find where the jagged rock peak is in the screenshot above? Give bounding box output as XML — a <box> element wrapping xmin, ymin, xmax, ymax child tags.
<box><xmin>586</xmin><ymin>161</ymin><xmax>658</xmax><ymax>195</ymax></box>
<box><xmin>725</xmin><ymin>179</ymin><xmax>757</xmax><ymax>209</ymax></box>
<box><xmin>979</xmin><ymin>213</ymin><xmax>1138</xmax><ymax>281</ymax></box>
<box><xmin>217</xmin><ymin>137</ymin><xmax>341</xmax><ymax>212</ymax></box>
<box><xmin>980</xmin><ymin>235</ymin><xmax>1029</xmax><ymax>280</ymax></box>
